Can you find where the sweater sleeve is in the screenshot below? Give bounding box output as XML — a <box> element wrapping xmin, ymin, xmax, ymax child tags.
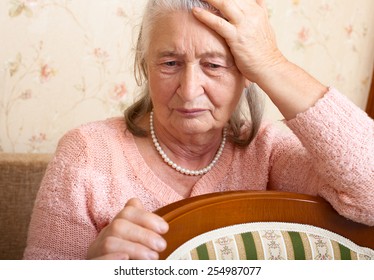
<box><xmin>268</xmin><ymin>87</ymin><xmax>374</xmax><ymax>226</ymax></box>
<box><xmin>23</xmin><ymin>128</ymin><xmax>98</xmax><ymax>260</ymax></box>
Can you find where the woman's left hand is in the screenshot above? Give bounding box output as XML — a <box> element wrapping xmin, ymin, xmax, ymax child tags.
<box><xmin>192</xmin><ymin>0</ymin><xmax>286</xmax><ymax>83</ymax></box>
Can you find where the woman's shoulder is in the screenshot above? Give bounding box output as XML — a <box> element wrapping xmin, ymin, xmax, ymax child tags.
<box><xmin>63</xmin><ymin>117</ymin><xmax>126</xmax><ymax>137</ymax></box>
<box><xmin>74</xmin><ymin>116</ymin><xmax>126</xmax><ymax>134</ymax></box>
<box><xmin>56</xmin><ymin>117</ymin><xmax>129</xmax><ymax>152</ymax></box>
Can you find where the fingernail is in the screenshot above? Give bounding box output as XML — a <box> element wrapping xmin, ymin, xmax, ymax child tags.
<box><xmin>158</xmin><ymin>222</ymin><xmax>169</xmax><ymax>233</ymax></box>
<box><xmin>156</xmin><ymin>239</ymin><xmax>167</xmax><ymax>251</ymax></box>
<box><xmin>147</xmin><ymin>251</ymin><xmax>159</xmax><ymax>260</ymax></box>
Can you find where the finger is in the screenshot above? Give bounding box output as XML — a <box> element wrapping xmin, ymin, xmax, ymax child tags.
<box><xmin>99</xmin><ymin>236</ymin><xmax>161</xmax><ymax>260</ymax></box>
<box><xmin>114</xmin><ymin>239</ymin><xmax>161</xmax><ymax>260</ymax></box>
<box><xmin>109</xmin><ymin>218</ymin><xmax>167</xmax><ymax>252</ymax></box>
<box><xmin>192</xmin><ymin>7</ymin><xmax>236</xmax><ymax>40</ymax></box>
<box><xmin>90</xmin><ymin>252</ymin><xmax>130</xmax><ymax>260</ymax></box>
<box><xmin>119</xmin><ymin>200</ymin><xmax>169</xmax><ymax>234</ymax></box>
<box><xmin>200</xmin><ymin>0</ymin><xmax>242</xmax><ymax>22</ymax></box>
<box><xmin>125</xmin><ymin>197</ymin><xmax>144</xmax><ymax>209</ymax></box>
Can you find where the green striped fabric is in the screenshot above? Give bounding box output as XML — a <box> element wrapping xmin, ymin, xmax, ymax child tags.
<box><xmin>196</xmin><ymin>243</ymin><xmax>210</xmax><ymax>260</ymax></box>
<box><xmin>288</xmin><ymin>232</ymin><xmax>306</xmax><ymax>260</ymax></box>
<box><xmin>177</xmin><ymin>230</ymin><xmax>373</xmax><ymax>260</ymax></box>
<box><xmin>241</xmin><ymin>232</ymin><xmax>257</xmax><ymax>260</ymax></box>
<box><xmin>339</xmin><ymin>244</ymin><xmax>352</xmax><ymax>260</ymax></box>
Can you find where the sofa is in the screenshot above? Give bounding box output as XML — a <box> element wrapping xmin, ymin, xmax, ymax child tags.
<box><xmin>0</xmin><ymin>153</ymin><xmax>52</xmax><ymax>260</ymax></box>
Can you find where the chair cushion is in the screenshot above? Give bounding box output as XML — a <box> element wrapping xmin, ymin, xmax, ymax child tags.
<box><xmin>167</xmin><ymin>222</ymin><xmax>374</xmax><ymax>260</ymax></box>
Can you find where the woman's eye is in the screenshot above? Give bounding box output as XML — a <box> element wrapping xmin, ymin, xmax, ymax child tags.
<box><xmin>164</xmin><ymin>61</ymin><xmax>177</xmax><ymax>67</ymax></box>
<box><xmin>205</xmin><ymin>63</ymin><xmax>221</xmax><ymax>69</ymax></box>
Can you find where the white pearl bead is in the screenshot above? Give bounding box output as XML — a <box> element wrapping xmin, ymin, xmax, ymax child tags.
<box><xmin>150</xmin><ymin>111</ymin><xmax>226</xmax><ymax>176</ymax></box>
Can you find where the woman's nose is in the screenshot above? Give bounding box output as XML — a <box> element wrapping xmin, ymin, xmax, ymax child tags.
<box><xmin>178</xmin><ymin>64</ymin><xmax>204</xmax><ymax>101</ymax></box>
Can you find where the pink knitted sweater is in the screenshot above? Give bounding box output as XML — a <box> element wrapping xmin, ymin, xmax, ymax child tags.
<box><xmin>24</xmin><ymin>88</ymin><xmax>374</xmax><ymax>259</ymax></box>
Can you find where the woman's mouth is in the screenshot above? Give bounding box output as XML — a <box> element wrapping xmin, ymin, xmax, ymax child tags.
<box><xmin>175</xmin><ymin>108</ymin><xmax>207</xmax><ymax>117</ymax></box>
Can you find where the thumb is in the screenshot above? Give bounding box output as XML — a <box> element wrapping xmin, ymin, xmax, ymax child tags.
<box><xmin>125</xmin><ymin>197</ymin><xmax>144</xmax><ymax>209</ymax></box>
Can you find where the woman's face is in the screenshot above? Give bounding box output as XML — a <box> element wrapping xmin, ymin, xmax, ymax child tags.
<box><xmin>146</xmin><ymin>11</ymin><xmax>246</xmax><ymax>136</ymax></box>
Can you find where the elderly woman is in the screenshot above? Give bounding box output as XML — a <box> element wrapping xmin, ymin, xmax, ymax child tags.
<box><xmin>24</xmin><ymin>0</ymin><xmax>373</xmax><ymax>260</ymax></box>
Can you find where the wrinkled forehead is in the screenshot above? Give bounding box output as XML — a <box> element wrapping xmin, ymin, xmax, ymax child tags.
<box><xmin>148</xmin><ymin>11</ymin><xmax>233</xmax><ymax>61</ymax></box>
<box><xmin>140</xmin><ymin>0</ymin><xmax>226</xmax><ymax>52</ymax></box>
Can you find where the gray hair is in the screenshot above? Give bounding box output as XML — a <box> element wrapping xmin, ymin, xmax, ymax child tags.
<box><xmin>125</xmin><ymin>0</ymin><xmax>263</xmax><ymax>147</ymax></box>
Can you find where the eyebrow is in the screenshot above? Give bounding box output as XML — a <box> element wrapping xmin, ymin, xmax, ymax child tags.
<box><xmin>156</xmin><ymin>50</ymin><xmax>231</xmax><ymax>61</ymax></box>
<box><xmin>156</xmin><ymin>51</ymin><xmax>180</xmax><ymax>58</ymax></box>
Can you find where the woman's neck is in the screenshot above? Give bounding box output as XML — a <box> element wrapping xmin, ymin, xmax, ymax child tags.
<box><xmin>147</xmin><ymin>113</ymin><xmax>225</xmax><ymax>171</ymax></box>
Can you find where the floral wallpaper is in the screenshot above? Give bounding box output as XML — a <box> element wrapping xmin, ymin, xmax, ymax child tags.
<box><xmin>1</xmin><ymin>0</ymin><xmax>373</xmax><ymax>153</ymax></box>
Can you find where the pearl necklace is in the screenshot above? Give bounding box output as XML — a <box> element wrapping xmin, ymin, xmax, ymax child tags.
<box><xmin>150</xmin><ymin>111</ymin><xmax>227</xmax><ymax>176</ymax></box>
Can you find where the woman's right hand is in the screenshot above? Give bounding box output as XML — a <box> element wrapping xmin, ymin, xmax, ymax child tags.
<box><xmin>87</xmin><ymin>198</ymin><xmax>169</xmax><ymax>260</ymax></box>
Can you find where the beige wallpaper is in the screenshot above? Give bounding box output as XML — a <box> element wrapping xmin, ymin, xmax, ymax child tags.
<box><xmin>1</xmin><ymin>0</ymin><xmax>373</xmax><ymax>153</ymax></box>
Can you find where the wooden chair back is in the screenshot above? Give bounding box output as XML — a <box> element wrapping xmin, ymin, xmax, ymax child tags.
<box><xmin>154</xmin><ymin>191</ymin><xmax>374</xmax><ymax>259</ymax></box>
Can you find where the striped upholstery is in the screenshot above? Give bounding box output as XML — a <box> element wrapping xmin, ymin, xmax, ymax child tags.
<box><xmin>167</xmin><ymin>223</ymin><xmax>374</xmax><ymax>260</ymax></box>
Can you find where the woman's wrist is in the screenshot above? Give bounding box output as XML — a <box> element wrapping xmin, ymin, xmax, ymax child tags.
<box><xmin>253</xmin><ymin>60</ymin><xmax>327</xmax><ymax>120</ymax></box>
